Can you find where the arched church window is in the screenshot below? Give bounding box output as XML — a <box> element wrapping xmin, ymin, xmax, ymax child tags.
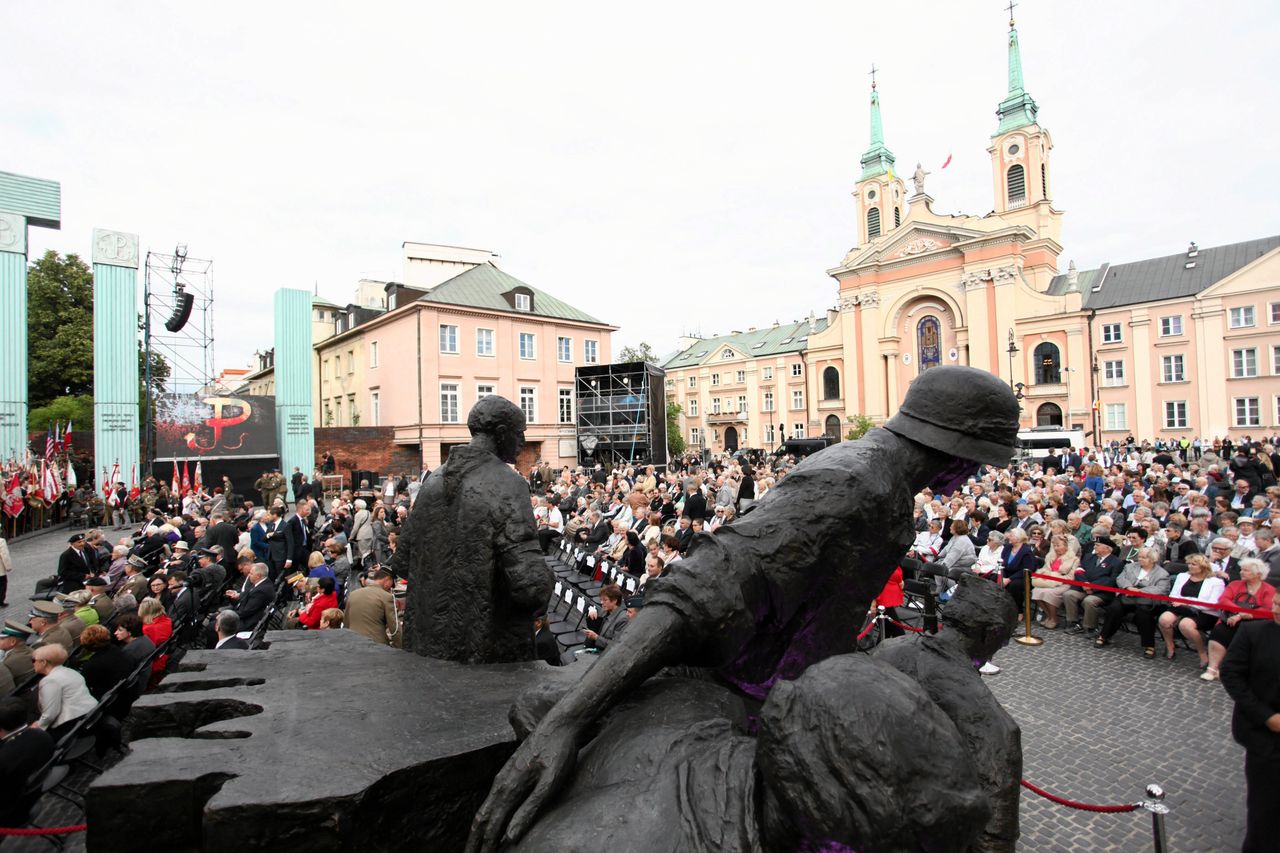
<box><xmin>822</xmin><ymin>366</ymin><xmax>840</xmax><ymax>400</ymax></box>
<box><xmin>1036</xmin><ymin>402</ymin><xmax>1063</xmax><ymax>427</ymax></box>
<box><xmin>1007</xmin><ymin>164</ymin><xmax>1026</xmax><ymax>207</ymax></box>
<box><xmin>917</xmin><ymin>316</ymin><xmax>942</xmax><ymax>371</ymax></box>
<box><xmin>867</xmin><ymin>207</ymin><xmax>881</xmax><ymax>240</ymax></box>
<box><xmin>894</xmin><ymin>206</ymin><xmax>901</xmax><ymax>227</ymax></box>
<box><xmin>1033</xmin><ymin>342</ymin><xmax>1061</xmax><ymax>384</ymax></box>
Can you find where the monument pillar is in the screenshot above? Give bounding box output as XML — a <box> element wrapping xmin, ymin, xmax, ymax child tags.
<box><xmin>274</xmin><ymin>289</ymin><xmax>314</xmax><ymax>484</ymax></box>
<box><xmin>92</xmin><ymin>229</ymin><xmax>141</xmax><ymax>488</ymax></box>
<box><xmin>0</xmin><ymin>171</ymin><xmax>61</xmax><ymax>459</ymax></box>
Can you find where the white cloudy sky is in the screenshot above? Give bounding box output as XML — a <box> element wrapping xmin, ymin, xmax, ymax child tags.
<box><xmin>5</xmin><ymin>1</ymin><xmax>1278</xmax><ymax>377</ymax></box>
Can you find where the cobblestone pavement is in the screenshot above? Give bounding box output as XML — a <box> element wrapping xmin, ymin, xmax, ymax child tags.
<box><xmin>0</xmin><ymin>529</ymin><xmax>1248</xmax><ymax>851</ymax></box>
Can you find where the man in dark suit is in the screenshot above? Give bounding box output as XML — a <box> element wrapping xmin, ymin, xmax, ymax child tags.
<box><xmin>290</xmin><ymin>467</ymin><xmax>306</xmax><ymax>506</ymax></box>
<box><xmin>583</xmin><ymin>512</ymin><xmax>610</xmax><ymax>549</ymax></box>
<box><xmin>1221</xmin><ymin>596</ymin><xmax>1280</xmax><ymax>852</ymax></box>
<box><xmin>681</xmin><ymin>482</ymin><xmax>707</xmax><ymax>522</ymax></box>
<box><xmin>674</xmin><ymin>515</ymin><xmax>694</xmax><ymax>554</ymax></box>
<box><xmin>214</xmin><ymin>610</ymin><xmax>250</xmax><ymax>649</ymax></box>
<box><xmin>229</xmin><ymin>564</ymin><xmax>275</xmax><ymax>631</ymax></box>
<box><xmin>205</xmin><ymin>512</ymin><xmax>240</xmax><ymax>573</ymax></box>
<box><xmin>532</xmin><ymin>612</ymin><xmax>560</xmax><ymax>666</ymax></box>
<box><xmin>282</xmin><ymin>502</ymin><xmax>314</xmax><ymax>574</ymax></box>
<box><xmin>0</xmin><ymin>697</ymin><xmax>55</xmax><ymax>828</ymax></box>
<box><xmin>167</xmin><ymin>571</ymin><xmax>198</xmax><ymax>627</ymax></box>
<box><xmin>56</xmin><ymin>533</ymin><xmax>95</xmax><ymax>593</ymax></box>
<box><xmin>1065</xmin><ymin>538</ymin><xmax>1124</xmax><ymax>635</ymax></box>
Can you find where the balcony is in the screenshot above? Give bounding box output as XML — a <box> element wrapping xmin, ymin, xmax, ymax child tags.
<box><xmin>1022</xmin><ymin>382</ymin><xmax>1066</xmax><ymax>399</ymax></box>
<box><xmin>706</xmin><ymin>411</ymin><xmax>748</xmax><ymax>425</ymax></box>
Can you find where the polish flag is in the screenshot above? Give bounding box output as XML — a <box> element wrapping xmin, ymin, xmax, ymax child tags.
<box><xmin>940</xmin><ymin>153</ymin><xmax>953</xmax><ymax>169</ymax></box>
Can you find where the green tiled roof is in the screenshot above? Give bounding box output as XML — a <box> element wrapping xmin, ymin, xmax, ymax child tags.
<box><xmin>421</xmin><ymin>263</ymin><xmax>607</xmax><ymax>325</ymax></box>
<box><xmin>661</xmin><ymin>318</ymin><xmax>829</xmax><ymax>370</ymax></box>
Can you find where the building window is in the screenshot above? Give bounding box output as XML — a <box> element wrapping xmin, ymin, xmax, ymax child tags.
<box><xmin>1270</xmin><ymin>302</ymin><xmax>1280</xmax><ymax>325</ymax></box>
<box><xmin>334</xmin><ymin>353</ymin><xmax>341</xmax><ymax>374</ymax></box>
<box><xmin>519</xmin><ymin>386</ymin><xmax>537</xmax><ymax>422</ymax></box>
<box><xmin>519</xmin><ymin>333</ymin><xmax>536</xmax><ymax>360</ymax></box>
<box><xmin>711</xmin><ymin>373</ymin><xmax>720</xmax><ymax>386</ymax></box>
<box><xmin>1101</xmin><ymin>322</ymin><xmax>1123</xmax><ymax>344</ymax></box>
<box><xmin>690</xmin><ymin>427</ymin><xmax>702</xmax><ymax>445</ymax></box>
<box><xmin>515</xmin><ymin>293</ymin><xmax>531</xmax><ymax>312</ymax></box>
<box><xmin>347</xmin><ymin>350</ymin><xmax>355</xmax><ymax>374</ymax></box>
<box><xmin>792</xmin><ymin>389</ymin><xmax>804</xmax><ymax>410</ymax></box>
<box><xmin>822</xmin><ymin>366</ymin><xmax>840</xmax><ymax>400</ymax></box>
<box><xmin>791</xmin><ymin>363</ymin><xmax>803</xmax><ymax>377</ymax></box>
<box><xmin>711</xmin><ymin>398</ymin><xmax>721</xmax><ymax>415</ymax></box>
<box><xmin>1102</xmin><ymin>359</ymin><xmax>1125</xmax><ymax>387</ymax></box>
<box><xmin>557</xmin><ymin>336</ymin><xmax>572</xmax><ymax>362</ymax></box>
<box><xmin>440</xmin><ymin>383</ymin><xmax>460</xmax><ymax>423</ymax></box>
<box><xmin>1033</xmin><ymin>342</ymin><xmax>1061</xmax><ymax>384</ymax></box>
<box><xmin>439</xmin><ymin>325</ymin><xmax>459</xmax><ymax>354</ymax></box>
<box><xmin>1036</xmin><ymin>402</ymin><xmax>1063</xmax><ymax>427</ymax></box>
<box><xmin>1159</xmin><ymin>316</ymin><xmax>1183</xmax><ymax>337</ymax></box>
<box><xmin>1232</xmin><ymin>348</ymin><xmax>1258</xmax><ymax>378</ymax></box>
<box><xmin>687</xmin><ymin>398</ymin><xmax>698</xmax><ymax>416</ymax></box>
<box><xmin>1234</xmin><ymin>397</ymin><xmax>1261</xmax><ymax>427</ymax></box>
<box><xmin>1104</xmin><ymin>403</ymin><xmax>1127</xmax><ymax>431</ymax></box>
<box><xmin>370</xmin><ymin>341</ymin><xmax>379</xmax><ymax>367</ymax></box>
<box><xmin>688</xmin><ymin>376</ymin><xmax>697</xmax><ymax>388</ymax></box>
<box><xmin>476</xmin><ymin>328</ymin><xmax>495</xmax><ymax>357</ymax></box>
<box><xmin>477</xmin><ymin>384</ymin><xmax>495</xmax><ymax>398</ymax></box>
<box><xmin>334</xmin><ymin>397</ymin><xmax>343</xmax><ymax>426</ymax></box>
<box><xmin>737</xmin><ymin>395</ymin><xmax>747</xmax><ymax>413</ymax></box>
<box><xmin>792</xmin><ymin>423</ymin><xmax>805</xmax><ymax>439</ymax></box>
<box><xmin>1273</xmin><ymin>345</ymin><xmax>1280</xmax><ymax>375</ymax></box>
<box><xmin>584</xmin><ymin>340</ymin><xmax>598</xmax><ymax>364</ymax></box>
<box><xmin>1161</xmin><ymin>354</ymin><xmax>1185</xmax><ymax>383</ymax></box>
<box><xmin>763</xmin><ymin>367</ymin><xmax>773</xmax><ymax>380</ymax></box>
<box><xmin>323</xmin><ymin>358</ymin><xmax>331</xmax><ymax>380</ymax></box>
<box><xmin>721</xmin><ymin>349</ymin><xmax>736</xmax><ymax>360</ymax></box>
<box><xmin>1007</xmin><ymin>164</ymin><xmax>1026</xmax><ymax>206</ymax></box>
<box><xmin>1229</xmin><ymin>306</ymin><xmax>1256</xmax><ymax>329</ymax></box>
<box><xmin>867</xmin><ymin>207</ymin><xmax>881</xmax><ymax>240</ymax></box>
<box><xmin>1041</xmin><ymin>162</ymin><xmax>1047</xmax><ymax>198</ymax></box>
<box><xmin>558</xmin><ymin>388</ymin><xmax>574</xmax><ymax>424</ymax></box>
<box><xmin>736</xmin><ymin>370</ymin><xmax>745</xmax><ymax>383</ymax></box>
<box><xmin>370</xmin><ymin>391</ymin><xmax>381</xmax><ymax>426</ymax></box>
<box><xmin>763</xmin><ymin>390</ymin><xmax>774</xmax><ymax>412</ymax></box>
<box><xmin>894</xmin><ymin>206</ymin><xmax>901</xmax><ymax>227</ymax></box>
<box><xmin>1164</xmin><ymin>401</ymin><xmax>1188</xmax><ymax>429</ymax></box>
<box><xmin>764</xmin><ymin>424</ymin><xmax>775</xmax><ymax>446</ymax></box>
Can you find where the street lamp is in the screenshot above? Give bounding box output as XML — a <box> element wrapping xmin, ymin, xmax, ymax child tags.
<box><xmin>1006</xmin><ymin>329</ymin><xmax>1019</xmax><ymax>389</ymax></box>
<box><xmin>1063</xmin><ymin>367</ymin><xmax>1076</xmax><ymax>428</ymax></box>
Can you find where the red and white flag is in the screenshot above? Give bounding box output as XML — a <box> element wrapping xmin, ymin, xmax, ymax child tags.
<box><xmin>171</xmin><ymin>465</ymin><xmax>180</xmax><ymax>498</ymax></box>
<box><xmin>181</xmin><ymin>460</ymin><xmax>191</xmax><ymax>496</ymax></box>
<box><xmin>62</xmin><ymin>420</ymin><xmax>74</xmax><ymax>454</ymax></box>
<box><xmin>42</xmin><ymin>459</ymin><xmax>60</xmax><ymax>503</ymax></box>
<box><xmin>64</xmin><ymin>460</ymin><xmax>77</xmax><ymax>490</ymax></box>
<box><xmin>940</xmin><ymin>153</ymin><xmax>953</xmax><ymax>169</ymax></box>
<box><xmin>129</xmin><ymin>463</ymin><xmax>140</xmax><ymax>500</ymax></box>
<box><xmin>107</xmin><ymin>462</ymin><xmax>121</xmax><ymax>506</ymax></box>
<box><xmin>2</xmin><ymin>471</ymin><xmax>23</xmax><ymax>518</ymax></box>
<box><xmin>194</xmin><ymin>461</ymin><xmax>203</xmax><ymax>495</ymax></box>
<box><xmin>102</xmin><ymin>467</ymin><xmax>112</xmax><ymax>501</ymax></box>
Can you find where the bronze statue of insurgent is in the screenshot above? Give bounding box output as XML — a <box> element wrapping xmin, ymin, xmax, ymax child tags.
<box><xmin>467</xmin><ymin>365</ymin><xmax>1022</xmax><ymax>851</ymax></box>
<box><xmin>403</xmin><ymin>396</ymin><xmax>553</xmax><ymax>664</ymax></box>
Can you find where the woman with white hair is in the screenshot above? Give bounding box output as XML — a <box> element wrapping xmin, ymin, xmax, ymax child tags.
<box><xmin>1201</xmin><ymin>558</ymin><xmax>1275</xmax><ymax>681</ymax></box>
<box><xmin>350</xmin><ymin>498</ymin><xmax>373</xmax><ymax>566</ymax></box>
<box><xmin>973</xmin><ymin>530</ymin><xmax>1005</xmax><ymax>579</ymax></box>
<box><xmin>32</xmin><ymin>644</ymin><xmax>98</xmax><ymax>738</ymax></box>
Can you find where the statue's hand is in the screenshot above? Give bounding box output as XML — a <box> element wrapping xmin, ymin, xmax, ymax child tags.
<box><xmin>466</xmin><ymin>712</ymin><xmax>581</xmax><ymax>853</ymax></box>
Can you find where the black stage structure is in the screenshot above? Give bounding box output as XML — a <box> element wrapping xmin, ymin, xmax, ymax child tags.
<box><xmin>574</xmin><ymin>361</ymin><xmax>667</xmax><ymax>470</ymax></box>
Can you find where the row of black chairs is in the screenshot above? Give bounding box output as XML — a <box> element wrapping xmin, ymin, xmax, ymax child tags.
<box><xmin>543</xmin><ymin>540</ymin><xmax>646</xmax><ymax>664</ymax></box>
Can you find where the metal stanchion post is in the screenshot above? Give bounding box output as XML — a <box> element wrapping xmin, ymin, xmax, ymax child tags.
<box><xmin>1014</xmin><ymin>572</ymin><xmax>1043</xmax><ymax>646</ymax></box>
<box><xmin>1140</xmin><ymin>784</ymin><xmax>1168</xmax><ymax>853</ymax></box>
<box><xmin>922</xmin><ymin>586</ymin><xmax>939</xmax><ymax>634</ymax></box>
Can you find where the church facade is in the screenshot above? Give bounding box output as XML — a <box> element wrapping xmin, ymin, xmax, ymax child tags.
<box><xmin>665</xmin><ymin>18</ymin><xmax>1280</xmax><ymax>454</ymax></box>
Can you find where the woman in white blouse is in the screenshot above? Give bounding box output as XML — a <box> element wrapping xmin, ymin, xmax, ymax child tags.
<box><xmin>1157</xmin><ymin>554</ymin><xmax>1226</xmax><ymax>665</ymax></box>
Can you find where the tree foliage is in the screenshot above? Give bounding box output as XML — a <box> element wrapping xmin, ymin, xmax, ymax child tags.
<box><xmin>27</xmin><ymin>251</ymin><xmax>94</xmax><ymax>408</ymax></box>
<box><xmin>617</xmin><ymin>341</ymin><xmax>660</xmax><ymax>365</ymax></box>
<box><xmin>666</xmin><ymin>401</ymin><xmax>686</xmax><ymax>457</ymax></box>
<box><xmin>28</xmin><ymin>395</ymin><xmax>94</xmax><ymax>432</ymax></box>
<box><xmin>845</xmin><ymin>414</ymin><xmax>875</xmax><ymax>442</ymax></box>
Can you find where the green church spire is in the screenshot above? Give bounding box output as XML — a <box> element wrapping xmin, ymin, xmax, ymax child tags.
<box><xmin>995</xmin><ymin>12</ymin><xmax>1039</xmax><ymax>134</ymax></box>
<box><xmin>859</xmin><ymin>66</ymin><xmax>896</xmax><ymax>181</ymax></box>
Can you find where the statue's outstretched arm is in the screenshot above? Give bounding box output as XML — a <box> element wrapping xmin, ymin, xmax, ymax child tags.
<box><xmin>466</xmin><ymin>605</ymin><xmax>685</xmax><ymax>853</ymax></box>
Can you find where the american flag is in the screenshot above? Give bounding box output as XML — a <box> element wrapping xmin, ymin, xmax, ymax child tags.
<box><xmin>44</xmin><ymin>425</ymin><xmax>55</xmax><ymax>461</ymax></box>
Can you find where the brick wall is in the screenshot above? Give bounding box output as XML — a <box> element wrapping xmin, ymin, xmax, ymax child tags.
<box><xmin>313</xmin><ymin>427</ymin><xmax>421</xmax><ymax>487</ymax></box>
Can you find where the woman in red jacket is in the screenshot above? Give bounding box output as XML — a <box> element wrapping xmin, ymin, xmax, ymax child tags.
<box><xmin>869</xmin><ymin>566</ymin><xmax>906</xmax><ymax>639</ymax></box>
<box><xmin>138</xmin><ymin>598</ymin><xmax>173</xmax><ymax>688</ymax></box>
<box><xmin>295</xmin><ymin>576</ymin><xmax>339</xmax><ymax>630</ymax></box>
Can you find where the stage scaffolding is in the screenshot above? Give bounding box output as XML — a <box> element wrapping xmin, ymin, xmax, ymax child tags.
<box><xmin>574</xmin><ymin>361</ymin><xmax>667</xmax><ymax>469</ymax></box>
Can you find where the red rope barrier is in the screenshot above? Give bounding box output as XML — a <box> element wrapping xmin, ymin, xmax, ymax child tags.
<box><xmin>889</xmin><ymin>618</ymin><xmax>926</xmax><ymax>633</ymax></box>
<box><xmin>856</xmin><ymin>619</ymin><xmax>878</xmax><ymax>641</ymax></box>
<box><xmin>1020</xmin><ymin>780</ymin><xmax>1137</xmax><ymax>814</ymax></box>
<box><xmin>1028</xmin><ymin>572</ymin><xmax>1271</xmax><ymax>619</ymax></box>
<box><xmin>0</xmin><ymin>824</ymin><xmax>88</xmax><ymax>836</ymax></box>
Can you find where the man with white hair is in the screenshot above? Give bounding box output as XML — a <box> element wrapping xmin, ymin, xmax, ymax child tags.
<box><xmin>1254</xmin><ymin>529</ymin><xmax>1280</xmax><ymax>581</ymax></box>
<box><xmin>350</xmin><ymin>498</ymin><xmax>373</xmax><ymax>565</ymax></box>
<box><xmin>214</xmin><ymin>610</ymin><xmax>249</xmax><ymax>649</ymax></box>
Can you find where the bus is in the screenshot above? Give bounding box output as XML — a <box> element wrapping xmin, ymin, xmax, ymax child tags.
<box><xmin>1015</xmin><ymin>426</ymin><xmax>1084</xmax><ymax>464</ymax></box>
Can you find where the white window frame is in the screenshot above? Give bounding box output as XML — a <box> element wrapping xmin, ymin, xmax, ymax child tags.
<box><xmin>711</xmin><ymin>373</ymin><xmax>721</xmax><ymax>387</ymax></box>
<box><xmin>1158</xmin><ymin>315</ymin><xmax>1183</xmax><ymax>337</ymax></box>
<box><xmin>764</xmin><ymin>423</ymin><xmax>775</xmax><ymax>446</ymax></box>
<box><xmin>347</xmin><ymin>350</ymin><xmax>354</xmax><ymax>374</ymax></box>
<box><xmin>763</xmin><ymin>390</ymin><xmax>774</xmax><ymax>412</ymax></box>
<box><xmin>690</xmin><ymin>427</ymin><xmax>702</xmax><ymax>445</ymax></box>
<box><xmin>476</xmin><ymin>383</ymin><xmax>496</xmax><ymax>399</ymax></box>
<box><xmin>791</xmin><ymin>363</ymin><xmax>803</xmax><ymax>377</ymax></box>
<box><xmin>1232</xmin><ymin>347</ymin><xmax>1258</xmax><ymax>378</ymax></box>
<box><xmin>1229</xmin><ymin>306</ymin><xmax>1256</xmax><ymax>329</ymax></box>
<box><xmin>440</xmin><ymin>383</ymin><xmax>460</xmax><ymax>423</ymax></box>
<box><xmin>514</xmin><ymin>293</ymin><xmax>531</xmax><ymax>312</ymax></box>
<box><xmin>439</xmin><ymin>324</ymin><xmax>459</xmax><ymax>354</ymax></box>
<box><xmin>476</xmin><ymin>328</ymin><xmax>495</xmax><ymax>357</ymax></box>
<box><xmin>369</xmin><ymin>340</ymin><xmax>379</xmax><ymax>368</ymax></box>
<box><xmin>558</xmin><ymin>388</ymin><xmax>574</xmax><ymax>424</ymax></box>
<box><xmin>369</xmin><ymin>390</ymin><xmax>381</xmax><ymax>426</ymax></box>
<box><xmin>1273</xmin><ymin>345</ymin><xmax>1280</xmax><ymax>376</ymax></box>
<box><xmin>763</xmin><ymin>367</ymin><xmax>773</xmax><ymax>380</ymax></box>
<box><xmin>519</xmin><ymin>332</ymin><xmax>536</xmax><ymax>360</ymax></box>
<box><xmin>584</xmin><ymin>340</ymin><xmax>598</xmax><ymax>364</ymax></box>
<box><xmin>791</xmin><ymin>389</ymin><xmax>804</xmax><ymax>410</ymax></box>
<box><xmin>1102</xmin><ymin>359</ymin><xmax>1125</xmax><ymax>387</ymax></box>
<box><xmin>737</xmin><ymin>395</ymin><xmax>747</xmax><ymax>413</ymax></box>
<box><xmin>1163</xmin><ymin>400</ymin><xmax>1187</xmax><ymax>429</ymax></box>
<box><xmin>1161</xmin><ymin>354</ymin><xmax>1185</xmax><ymax>383</ymax></box>
<box><xmin>721</xmin><ymin>349</ymin><xmax>735</xmax><ymax>360</ymax></box>
<box><xmin>792</xmin><ymin>423</ymin><xmax>805</xmax><ymax>439</ymax></box>
<box><xmin>688</xmin><ymin>376</ymin><xmax>697</xmax><ymax>388</ymax></box>
<box><xmin>687</xmin><ymin>398</ymin><xmax>698</xmax><ymax>416</ymax></box>
<box><xmin>1104</xmin><ymin>403</ymin><xmax>1127</xmax><ymax>431</ymax></box>
<box><xmin>1234</xmin><ymin>396</ymin><xmax>1261</xmax><ymax>428</ymax></box>
<box><xmin>736</xmin><ymin>370</ymin><xmax>745</xmax><ymax>383</ymax></box>
<box><xmin>557</xmin><ymin>336</ymin><xmax>572</xmax><ymax>363</ymax></box>
<box><xmin>1269</xmin><ymin>302</ymin><xmax>1280</xmax><ymax>325</ymax></box>
<box><xmin>711</xmin><ymin>398</ymin><xmax>721</xmax><ymax>415</ymax></box>
<box><xmin>519</xmin><ymin>385</ymin><xmax>537</xmax><ymax>422</ymax></box>
<box><xmin>1101</xmin><ymin>322</ymin><xmax>1123</xmax><ymax>344</ymax></box>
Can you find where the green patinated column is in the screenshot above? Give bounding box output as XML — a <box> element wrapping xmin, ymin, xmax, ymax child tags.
<box><xmin>92</xmin><ymin>229</ymin><xmax>141</xmax><ymax>488</ymax></box>
<box><xmin>274</xmin><ymin>288</ymin><xmax>314</xmax><ymax>481</ymax></box>
<box><xmin>0</xmin><ymin>171</ymin><xmax>61</xmax><ymax>460</ymax></box>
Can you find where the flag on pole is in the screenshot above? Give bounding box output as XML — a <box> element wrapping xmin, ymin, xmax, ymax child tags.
<box><xmin>53</xmin><ymin>422</ymin><xmax>62</xmax><ymax>454</ymax></box>
<box><xmin>63</xmin><ymin>420</ymin><xmax>73</xmax><ymax>454</ymax></box>
<box><xmin>64</xmin><ymin>460</ymin><xmax>77</xmax><ymax>490</ymax></box>
<box><xmin>2</xmin><ymin>471</ymin><xmax>23</xmax><ymax>518</ymax></box>
<box><xmin>194</xmin><ymin>461</ymin><xmax>203</xmax><ymax>495</ymax></box>
<box><xmin>171</xmin><ymin>464</ymin><xmax>180</xmax><ymax>499</ymax></box>
<box><xmin>940</xmin><ymin>153</ymin><xmax>953</xmax><ymax>169</ymax></box>
<box><xmin>44</xmin><ymin>426</ymin><xmax>54</xmax><ymax>461</ymax></box>
<box><xmin>107</xmin><ymin>462</ymin><xmax>121</xmax><ymax>506</ymax></box>
<box><xmin>34</xmin><ymin>460</ymin><xmax>47</xmax><ymax>506</ymax></box>
<box><xmin>102</xmin><ymin>467</ymin><xmax>112</xmax><ymax>501</ymax></box>
<box><xmin>129</xmin><ymin>463</ymin><xmax>140</xmax><ymax>500</ymax></box>
<box><xmin>42</xmin><ymin>459</ymin><xmax>60</xmax><ymax>504</ymax></box>
<box><xmin>182</xmin><ymin>460</ymin><xmax>191</xmax><ymax>496</ymax></box>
